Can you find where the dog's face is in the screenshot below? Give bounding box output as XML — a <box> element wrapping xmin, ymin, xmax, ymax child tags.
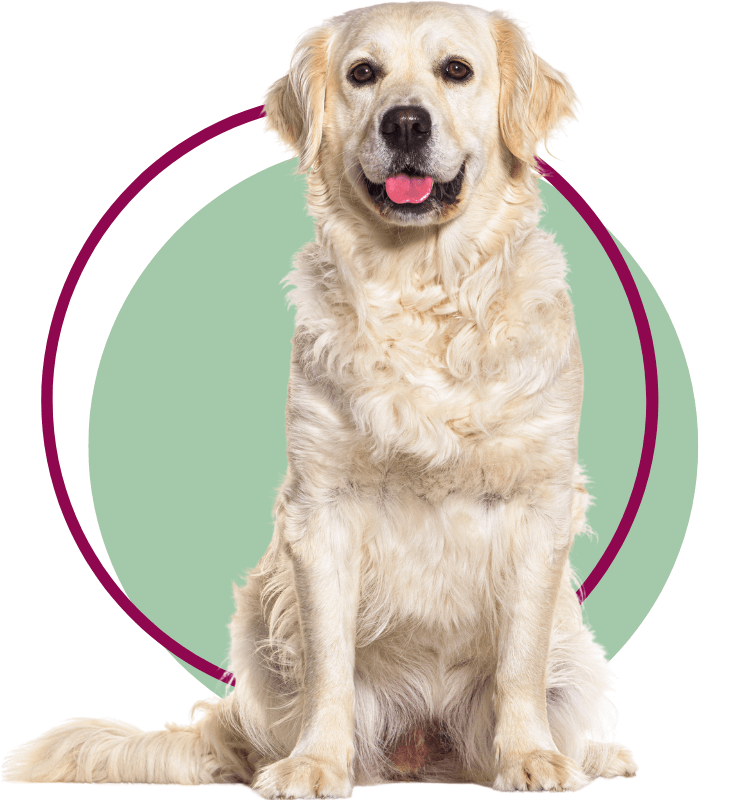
<box><xmin>327</xmin><ymin>3</ymin><xmax>497</xmax><ymax>225</ymax></box>
<box><xmin>265</xmin><ymin>3</ymin><xmax>575</xmax><ymax>228</ymax></box>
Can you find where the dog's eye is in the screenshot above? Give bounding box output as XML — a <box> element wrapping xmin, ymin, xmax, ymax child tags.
<box><xmin>350</xmin><ymin>63</ymin><xmax>375</xmax><ymax>84</ymax></box>
<box><xmin>444</xmin><ymin>60</ymin><xmax>471</xmax><ymax>82</ymax></box>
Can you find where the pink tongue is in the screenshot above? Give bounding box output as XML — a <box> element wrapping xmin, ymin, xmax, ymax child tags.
<box><xmin>385</xmin><ymin>174</ymin><xmax>433</xmax><ymax>204</ymax></box>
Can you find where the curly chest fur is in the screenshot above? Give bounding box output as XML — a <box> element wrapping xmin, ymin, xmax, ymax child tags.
<box><xmin>294</xmin><ymin>295</ymin><xmax>578</xmax><ymax>473</ymax></box>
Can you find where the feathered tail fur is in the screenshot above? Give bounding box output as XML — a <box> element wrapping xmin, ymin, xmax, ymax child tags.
<box><xmin>3</xmin><ymin>698</ymin><xmax>254</xmax><ymax>785</ymax></box>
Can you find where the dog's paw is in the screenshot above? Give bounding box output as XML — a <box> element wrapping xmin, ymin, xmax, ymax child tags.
<box><xmin>252</xmin><ymin>755</ymin><xmax>352</xmax><ymax>799</ymax></box>
<box><xmin>608</xmin><ymin>748</ymin><xmax>637</xmax><ymax>779</ymax></box>
<box><xmin>581</xmin><ymin>741</ymin><xmax>637</xmax><ymax>779</ymax></box>
<box><xmin>493</xmin><ymin>749</ymin><xmax>589</xmax><ymax>792</ymax></box>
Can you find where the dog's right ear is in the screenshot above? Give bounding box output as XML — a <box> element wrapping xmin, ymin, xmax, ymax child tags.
<box><xmin>264</xmin><ymin>26</ymin><xmax>334</xmax><ymax>173</ymax></box>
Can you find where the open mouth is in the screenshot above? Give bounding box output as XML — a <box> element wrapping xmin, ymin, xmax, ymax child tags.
<box><xmin>362</xmin><ymin>163</ymin><xmax>466</xmax><ymax>216</ymax></box>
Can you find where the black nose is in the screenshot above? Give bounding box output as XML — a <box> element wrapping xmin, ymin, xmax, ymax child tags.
<box><xmin>380</xmin><ymin>106</ymin><xmax>432</xmax><ymax>152</ymax></box>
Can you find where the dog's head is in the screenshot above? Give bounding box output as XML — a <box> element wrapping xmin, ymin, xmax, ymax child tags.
<box><xmin>265</xmin><ymin>3</ymin><xmax>574</xmax><ymax>228</ymax></box>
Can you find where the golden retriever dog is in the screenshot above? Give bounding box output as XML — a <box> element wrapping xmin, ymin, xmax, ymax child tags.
<box><xmin>6</xmin><ymin>2</ymin><xmax>637</xmax><ymax>795</ymax></box>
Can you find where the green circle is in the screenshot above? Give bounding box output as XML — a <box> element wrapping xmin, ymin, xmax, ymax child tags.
<box><xmin>89</xmin><ymin>160</ymin><xmax>697</xmax><ymax>696</ymax></box>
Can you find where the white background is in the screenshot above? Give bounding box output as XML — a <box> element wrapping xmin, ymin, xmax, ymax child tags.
<box><xmin>2</xmin><ymin>1</ymin><xmax>738</xmax><ymax>798</ymax></box>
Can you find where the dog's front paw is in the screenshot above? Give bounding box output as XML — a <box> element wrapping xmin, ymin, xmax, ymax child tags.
<box><xmin>252</xmin><ymin>755</ymin><xmax>352</xmax><ymax>799</ymax></box>
<box><xmin>493</xmin><ymin>749</ymin><xmax>589</xmax><ymax>792</ymax></box>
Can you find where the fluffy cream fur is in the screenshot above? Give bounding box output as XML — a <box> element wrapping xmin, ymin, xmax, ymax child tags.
<box><xmin>5</xmin><ymin>3</ymin><xmax>637</xmax><ymax>796</ymax></box>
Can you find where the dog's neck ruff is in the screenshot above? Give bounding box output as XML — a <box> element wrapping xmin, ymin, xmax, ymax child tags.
<box><xmin>302</xmin><ymin>165</ymin><xmax>544</xmax><ymax>324</ymax></box>
<box><xmin>287</xmin><ymin>166</ymin><xmax>577</xmax><ymax>468</ymax></box>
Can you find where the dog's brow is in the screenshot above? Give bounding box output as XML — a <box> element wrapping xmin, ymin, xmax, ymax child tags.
<box><xmin>343</xmin><ymin>43</ymin><xmax>388</xmax><ymax>66</ymax></box>
<box><xmin>345</xmin><ymin>52</ymin><xmax>377</xmax><ymax>67</ymax></box>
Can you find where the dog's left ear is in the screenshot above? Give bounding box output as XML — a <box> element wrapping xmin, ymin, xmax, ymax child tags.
<box><xmin>264</xmin><ymin>25</ymin><xmax>335</xmax><ymax>173</ymax></box>
<box><xmin>490</xmin><ymin>12</ymin><xmax>576</xmax><ymax>167</ymax></box>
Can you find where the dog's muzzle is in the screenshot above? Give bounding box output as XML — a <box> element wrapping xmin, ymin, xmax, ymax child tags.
<box><xmin>361</xmin><ymin>104</ymin><xmax>465</xmax><ymax>221</ymax></box>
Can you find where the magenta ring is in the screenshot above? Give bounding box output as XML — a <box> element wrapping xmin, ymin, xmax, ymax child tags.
<box><xmin>40</xmin><ymin>107</ymin><xmax>657</xmax><ymax>685</ymax></box>
<box><xmin>535</xmin><ymin>158</ymin><xmax>659</xmax><ymax>603</ymax></box>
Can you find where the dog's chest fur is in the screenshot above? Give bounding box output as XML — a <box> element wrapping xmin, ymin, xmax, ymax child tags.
<box><xmin>356</xmin><ymin>484</ymin><xmax>501</xmax><ymax>642</ymax></box>
<box><xmin>282</xmin><ymin>237</ymin><xmax>582</xmax><ymax>643</ymax></box>
<box><xmin>289</xmin><ymin>231</ymin><xmax>580</xmax><ymax>488</ymax></box>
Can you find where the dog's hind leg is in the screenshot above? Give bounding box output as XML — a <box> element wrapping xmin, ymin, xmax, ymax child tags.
<box><xmin>3</xmin><ymin>695</ymin><xmax>253</xmax><ymax>784</ymax></box>
<box><xmin>580</xmin><ymin>741</ymin><xmax>637</xmax><ymax>779</ymax></box>
<box><xmin>545</xmin><ymin>566</ymin><xmax>637</xmax><ymax>781</ymax></box>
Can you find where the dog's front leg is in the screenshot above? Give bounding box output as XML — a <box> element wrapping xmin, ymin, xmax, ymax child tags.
<box><xmin>253</xmin><ymin>493</ymin><xmax>361</xmax><ymax>799</ymax></box>
<box><xmin>491</xmin><ymin>489</ymin><xmax>589</xmax><ymax>792</ymax></box>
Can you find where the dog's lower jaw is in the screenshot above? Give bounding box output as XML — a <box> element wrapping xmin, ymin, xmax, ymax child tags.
<box><xmin>361</xmin><ymin>163</ymin><xmax>466</xmax><ymax>226</ymax></box>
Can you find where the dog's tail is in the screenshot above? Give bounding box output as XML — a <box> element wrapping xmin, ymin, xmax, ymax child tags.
<box><xmin>3</xmin><ymin>697</ymin><xmax>256</xmax><ymax>785</ymax></box>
